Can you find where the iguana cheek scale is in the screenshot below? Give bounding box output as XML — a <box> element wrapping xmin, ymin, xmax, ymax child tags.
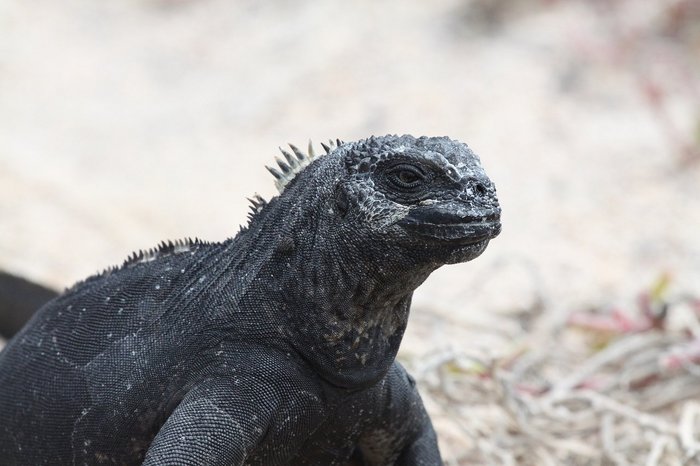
<box><xmin>0</xmin><ymin>134</ymin><xmax>500</xmax><ymax>465</ymax></box>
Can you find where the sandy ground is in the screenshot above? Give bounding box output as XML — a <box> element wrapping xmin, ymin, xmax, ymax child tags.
<box><xmin>1</xmin><ymin>0</ymin><xmax>699</xmax><ymax>462</ymax></box>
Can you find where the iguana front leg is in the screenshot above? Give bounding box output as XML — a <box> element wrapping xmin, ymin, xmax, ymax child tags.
<box><xmin>143</xmin><ymin>376</ymin><xmax>318</xmax><ymax>465</ymax></box>
<box><xmin>357</xmin><ymin>362</ymin><xmax>443</xmax><ymax>466</ymax></box>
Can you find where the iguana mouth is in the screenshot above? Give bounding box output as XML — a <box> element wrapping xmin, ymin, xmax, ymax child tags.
<box><xmin>398</xmin><ymin>207</ymin><xmax>501</xmax><ymax>244</ymax></box>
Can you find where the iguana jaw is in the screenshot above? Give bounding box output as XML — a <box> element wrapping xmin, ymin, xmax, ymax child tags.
<box><xmin>397</xmin><ymin>205</ymin><xmax>501</xmax><ymax>245</ymax></box>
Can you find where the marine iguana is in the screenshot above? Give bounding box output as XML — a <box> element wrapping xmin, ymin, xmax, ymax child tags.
<box><xmin>0</xmin><ymin>134</ymin><xmax>501</xmax><ymax>465</ymax></box>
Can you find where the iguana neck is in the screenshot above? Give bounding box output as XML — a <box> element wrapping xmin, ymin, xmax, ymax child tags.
<box><xmin>283</xmin><ymin>236</ymin><xmax>435</xmax><ymax>389</ymax></box>
<box><xmin>243</xmin><ymin>192</ymin><xmax>436</xmax><ymax>389</ymax></box>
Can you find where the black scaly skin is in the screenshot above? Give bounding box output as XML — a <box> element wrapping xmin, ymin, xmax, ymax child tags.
<box><xmin>0</xmin><ymin>135</ymin><xmax>501</xmax><ymax>465</ymax></box>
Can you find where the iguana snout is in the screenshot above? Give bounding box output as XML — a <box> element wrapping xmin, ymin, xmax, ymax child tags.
<box><xmin>399</xmin><ymin>170</ymin><xmax>501</xmax><ymax>244</ymax></box>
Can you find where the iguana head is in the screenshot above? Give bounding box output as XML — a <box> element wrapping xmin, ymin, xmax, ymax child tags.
<box><xmin>335</xmin><ymin>135</ymin><xmax>500</xmax><ymax>265</ymax></box>
<box><xmin>258</xmin><ymin>134</ymin><xmax>500</xmax><ymax>388</ymax></box>
<box><xmin>268</xmin><ymin>134</ymin><xmax>500</xmax><ymax>267</ymax></box>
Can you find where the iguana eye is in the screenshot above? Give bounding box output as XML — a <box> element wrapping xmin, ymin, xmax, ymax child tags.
<box><xmin>386</xmin><ymin>164</ymin><xmax>425</xmax><ymax>189</ymax></box>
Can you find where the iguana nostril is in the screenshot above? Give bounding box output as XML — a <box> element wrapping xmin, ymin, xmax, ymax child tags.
<box><xmin>473</xmin><ymin>181</ymin><xmax>488</xmax><ymax>196</ymax></box>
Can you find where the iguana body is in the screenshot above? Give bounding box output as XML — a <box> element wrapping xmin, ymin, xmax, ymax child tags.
<box><xmin>0</xmin><ymin>135</ymin><xmax>500</xmax><ymax>465</ymax></box>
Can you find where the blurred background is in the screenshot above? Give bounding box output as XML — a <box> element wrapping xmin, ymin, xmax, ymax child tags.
<box><xmin>1</xmin><ymin>0</ymin><xmax>700</xmax><ymax>463</ymax></box>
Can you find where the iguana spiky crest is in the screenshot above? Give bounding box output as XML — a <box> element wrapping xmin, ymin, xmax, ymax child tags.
<box><xmin>266</xmin><ymin>139</ymin><xmax>342</xmax><ymax>193</ymax></box>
